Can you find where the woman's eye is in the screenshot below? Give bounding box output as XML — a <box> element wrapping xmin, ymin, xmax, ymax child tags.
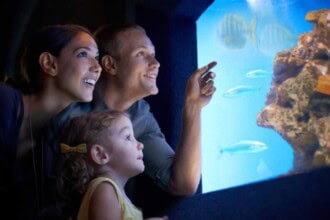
<box><xmin>77</xmin><ymin>51</ymin><xmax>88</xmax><ymax>57</ymax></box>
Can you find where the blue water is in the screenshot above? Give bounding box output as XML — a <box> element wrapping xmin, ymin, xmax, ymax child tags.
<box><xmin>197</xmin><ymin>0</ymin><xmax>330</xmax><ymax>193</ymax></box>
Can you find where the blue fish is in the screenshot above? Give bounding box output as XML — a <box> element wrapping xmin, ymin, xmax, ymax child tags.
<box><xmin>246</xmin><ymin>69</ymin><xmax>272</xmax><ymax>78</ymax></box>
<box><xmin>223</xmin><ymin>85</ymin><xmax>261</xmax><ymax>98</ymax></box>
<box><xmin>219</xmin><ymin>140</ymin><xmax>268</xmax><ymax>155</ymax></box>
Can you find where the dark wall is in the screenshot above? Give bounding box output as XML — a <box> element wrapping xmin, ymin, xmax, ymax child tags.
<box><xmin>163</xmin><ymin>166</ymin><xmax>330</xmax><ymax>220</ymax></box>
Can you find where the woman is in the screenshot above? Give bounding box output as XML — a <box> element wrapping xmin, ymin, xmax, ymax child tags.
<box><xmin>0</xmin><ymin>24</ymin><xmax>101</xmax><ymax>220</ymax></box>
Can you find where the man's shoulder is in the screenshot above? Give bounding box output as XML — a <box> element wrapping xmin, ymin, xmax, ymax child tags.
<box><xmin>128</xmin><ymin>99</ymin><xmax>151</xmax><ymax>114</ymax></box>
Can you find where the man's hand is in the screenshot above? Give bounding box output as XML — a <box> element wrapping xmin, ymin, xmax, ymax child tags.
<box><xmin>185</xmin><ymin>61</ymin><xmax>217</xmax><ymax>108</ymax></box>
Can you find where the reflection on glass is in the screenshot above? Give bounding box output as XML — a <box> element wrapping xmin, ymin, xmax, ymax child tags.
<box><xmin>197</xmin><ymin>0</ymin><xmax>330</xmax><ymax>193</ymax></box>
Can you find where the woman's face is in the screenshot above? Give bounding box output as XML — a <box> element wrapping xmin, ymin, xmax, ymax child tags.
<box><xmin>53</xmin><ymin>32</ymin><xmax>102</xmax><ymax>102</ymax></box>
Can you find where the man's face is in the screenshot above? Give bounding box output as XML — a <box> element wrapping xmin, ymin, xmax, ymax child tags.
<box><xmin>114</xmin><ymin>29</ymin><xmax>160</xmax><ymax>98</ymax></box>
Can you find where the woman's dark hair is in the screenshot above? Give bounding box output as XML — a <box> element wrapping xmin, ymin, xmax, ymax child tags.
<box><xmin>18</xmin><ymin>24</ymin><xmax>92</xmax><ymax>94</ymax></box>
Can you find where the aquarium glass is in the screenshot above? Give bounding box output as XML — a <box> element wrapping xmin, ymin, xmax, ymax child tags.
<box><xmin>197</xmin><ymin>0</ymin><xmax>330</xmax><ymax>193</ymax></box>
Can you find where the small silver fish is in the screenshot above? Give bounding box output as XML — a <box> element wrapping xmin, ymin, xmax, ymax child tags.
<box><xmin>246</xmin><ymin>69</ymin><xmax>272</xmax><ymax>78</ymax></box>
<box><xmin>223</xmin><ymin>85</ymin><xmax>261</xmax><ymax>98</ymax></box>
<box><xmin>219</xmin><ymin>140</ymin><xmax>268</xmax><ymax>155</ymax></box>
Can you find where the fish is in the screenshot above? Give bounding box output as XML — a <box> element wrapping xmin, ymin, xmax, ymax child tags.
<box><xmin>219</xmin><ymin>140</ymin><xmax>268</xmax><ymax>155</ymax></box>
<box><xmin>246</xmin><ymin>69</ymin><xmax>272</xmax><ymax>78</ymax></box>
<box><xmin>223</xmin><ymin>85</ymin><xmax>261</xmax><ymax>98</ymax></box>
<box><xmin>217</xmin><ymin>13</ymin><xmax>256</xmax><ymax>49</ymax></box>
<box><xmin>258</xmin><ymin>23</ymin><xmax>296</xmax><ymax>56</ymax></box>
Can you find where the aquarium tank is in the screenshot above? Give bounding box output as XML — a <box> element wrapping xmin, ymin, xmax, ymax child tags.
<box><xmin>197</xmin><ymin>0</ymin><xmax>330</xmax><ymax>193</ymax></box>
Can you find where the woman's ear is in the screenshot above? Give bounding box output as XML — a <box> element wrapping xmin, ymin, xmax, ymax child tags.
<box><xmin>39</xmin><ymin>52</ymin><xmax>57</xmax><ymax>76</ymax></box>
<box><xmin>90</xmin><ymin>144</ymin><xmax>110</xmax><ymax>165</ymax></box>
<box><xmin>101</xmin><ymin>54</ymin><xmax>117</xmax><ymax>76</ymax></box>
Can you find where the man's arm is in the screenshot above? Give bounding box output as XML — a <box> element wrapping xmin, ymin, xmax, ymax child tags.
<box><xmin>168</xmin><ymin>62</ymin><xmax>217</xmax><ymax>196</ymax></box>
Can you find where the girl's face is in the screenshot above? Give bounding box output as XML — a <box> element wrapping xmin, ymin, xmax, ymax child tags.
<box><xmin>53</xmin><ymin>32</ymin><xmax>102</xmax><ymax>102</ymax></box>
<box><xmin>105</xmin><ymin>115</ymin><xmax>145</xmax><ymax>177</ymax></box>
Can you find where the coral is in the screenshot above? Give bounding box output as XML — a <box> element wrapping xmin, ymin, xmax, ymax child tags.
<box><xmin>257</xmin><ymin>9</ymin><xmax>330</xmax><ymax>173</ymax></box>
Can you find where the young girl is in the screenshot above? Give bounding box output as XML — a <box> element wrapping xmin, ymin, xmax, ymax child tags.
<box><xmin>0</xmin><ymin>24</ymin><xmax>101</xmax><ymax>219</ymax></box>
<box><xmin>57</xmin><ymin>111</ymin><xmax>168</xmax><ymax>220</ymax></box>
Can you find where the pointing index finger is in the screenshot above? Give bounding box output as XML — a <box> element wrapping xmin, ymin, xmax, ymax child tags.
<box><xmin>207</xmin><ymin>61</ymin><xmax>217</xmax><ymax>71</ymax></box>
<box><xmin>200</xmin><ymin>61</ymin><xmax>217</xmax><ymax>78</ymax></box>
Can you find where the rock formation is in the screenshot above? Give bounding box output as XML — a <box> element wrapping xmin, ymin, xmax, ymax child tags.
<box><xmin>257</xmin><ymin>9</ymin><xmax>330</xmax><ymax>173</ymax></box>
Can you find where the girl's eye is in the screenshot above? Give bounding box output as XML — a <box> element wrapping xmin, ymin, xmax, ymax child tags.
<box><xmin>126</xmin><ymin>135</ymin><xmax>132</xmax><ymax>141</ymax></box>
<box><xmin>77</xmin><ymin>51</ymin><xmax>88</xmax><ymax>57</ymax></box>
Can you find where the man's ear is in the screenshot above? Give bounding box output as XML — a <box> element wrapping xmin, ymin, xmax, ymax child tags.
<box><xmin>39</xmin><ymin>52</ymin><xmax>57</xmax><ymax>76</ymax></box>
<box><xmin>90</xmin><ymin>144</ymin><xmax>110</xmax><ymax>165</ymax></box>
<box><xmin>101</xmin><ymin>54</ymin><xmax>117</xmax><ymax>76</ymax></box>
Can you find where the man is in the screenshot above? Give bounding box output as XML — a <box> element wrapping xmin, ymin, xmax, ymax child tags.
<box><xmin>91</xmin><ymin>23</ymin><xmax>216</xmax><ymax>196</ymax></box>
